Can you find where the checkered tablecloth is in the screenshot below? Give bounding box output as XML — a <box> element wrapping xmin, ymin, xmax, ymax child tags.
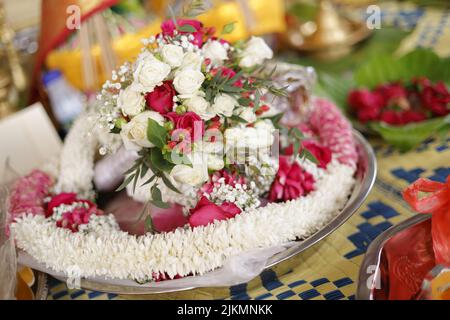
<box><xmin>44</xmin><ymin>2</ymin><xmax>450</xmax><ymax>300</ymax></box>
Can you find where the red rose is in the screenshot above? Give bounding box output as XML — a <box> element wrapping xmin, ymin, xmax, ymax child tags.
<box><xmin>145</xmin><ymin>81</ymin><xmax>176</xmax><ymax>114</ymax></box>
<box><xmin>46</xmin><ymin>192</ymin><xmax>102</xmax><ymax>232</ymax></box>
<box><xmin>284</xmin><ymin>140</ymin><xmax>332</xmax><ymax>169</ymax></box>
<box><xmin>376</xmin><ymin>83</ymin><xmax>407</xmax><ymax>104</ymax></box>
<box><xmin>188</xmin><ymin>196</ymin><xmax>241</xmax><ymax>228</ymax></box>
<box><xmin>160</xmin><ymin>19</ymin><xmax>204</xmax><ymax>47</ymax></box>
<box><xmin>421</xmin><ymin>82</ymin><xmax>450</xmax><ymax>116</ymax></box>
<box><xmin>57</xmin><ymin>207</ymin><xmax>95</xmax><ymax>232</ymax></box>
<box><xmin>46</xmin><ymin>192</ymin><xmax>78</xmax><ymax>217</ymax></box>
<box><xmin>269</xmin><ymin>156</ymin><xmax>315</xmax><ymax>202</ymax></box>
<box><xmin>379</xmin><ymin>110</ymin><xmax>402</xmax><ymax>125</ymax></box>
<box><xmin>348</xmin><ymin>89</ymin><xmax>385</xmax><ymax>123</ymax></box>
<box><xmin>380</xmin><ymin>110</ymin><xmax>427</xmax><ymax>125</ymax></box>
<box><xmin>165</xmin><ymin>112</ymin><xmax>205</xmax><ymax>141</ymax></box>
<box><xmin>400</xmin><ymin>110</ymin><xmax>427</xmax><ymax>124</ymax></box>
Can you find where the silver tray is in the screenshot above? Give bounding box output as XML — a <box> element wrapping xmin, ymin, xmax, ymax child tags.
<box><xmin>20</xmin><ymin>130</ymin><xmax>376</xmax><ymax>295</ymax></box>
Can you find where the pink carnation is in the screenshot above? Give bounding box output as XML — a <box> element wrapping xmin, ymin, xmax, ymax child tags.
<box><xmin>309</xmin><ymin>98</ymin><xmax>358</xmax><ymax>168</ymax></box>
<box><xmin>8</xmin><ymin>170</ymin><xmax>53</xmax><ymax>220</ymax></box>
<box><xmin>269</xmin><ymin>156</ymin><xmax>315</xmax><ymax>202</ymax></box>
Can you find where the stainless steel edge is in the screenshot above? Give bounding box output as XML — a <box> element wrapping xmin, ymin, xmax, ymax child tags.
<box><xmin>355</xmin><ymin>214</ymin><xmax>431</xmax><ymax>300</ymax></box>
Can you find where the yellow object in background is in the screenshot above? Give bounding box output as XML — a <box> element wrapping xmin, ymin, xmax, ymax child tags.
<box><xmin>46</xmin><ymin>0</ymin><xmax>286</xmax><ymax>91</ymax></box>
<box><xmin>15</xmin><ymin>267</ymin><xmax>35</xmax><ymax>300</ymax></box>
<box><xmin>430</xmin><ymin>269</ymin><xmax>450</xmax><ymax>300</ymax></box>
<box><xmin>46</xmin><ymin>23</ymin><xmax>160</xmax><ymax>92</ymax></box>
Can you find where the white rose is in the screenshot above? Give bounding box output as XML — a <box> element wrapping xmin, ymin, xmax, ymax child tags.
<box><xmin>254</xmin><ymin>119</ymin><xmax>275</xmax><ymax>148</ymax></box>
<box><xmin>224</xmin><ymin>127</ymin><xmax>241</xmax><ymax>149</ymax></box>
<box><xmin>117</xmin><ymin>86</ymin><xmax>145</xmax><ymax>117</ymax></box>
<box><xmin>202</xmin><ymin>40</ymin><xmax>228</xmax><ymax>65</ymax></box>
<box><xmin>238</xmin><ymin>107</ymin><xmax>257</xmax><ymax>123</ymax></box>
<box><xmin>133</xmin><ymin>53</ymin><xmax>171</xmax><ymax>92</ymax></box>
<box><xmin>180</xmin><ymin>51</ymin><xmax>203</xmax><ymax>71</ymax></box>
<box><xmin>202</xmin><ymin>140</ymin><xmax>224</xmax><ymax>154</ymax></box>
<box><xmin>206</xmin><ymin>154</ymin><xmax>225</xmax><ymax>171</ymax></box>
<box><xmin>184</xmin><ymin>95</ymin><xmax>215</xmax><ymax>120</ymax></box>
<box><xmin>201</xmin><ymin>139</ymin><xmax>224</xmax><ymax>170</ymax></box>
<box><xmin>254</xmin><ymin>119</ymin><xmax>275</xmax><ymax>133</ymax></box>
<box><xmin>120</xmin><ymin>111</ymin><xmax>165</xmax><ymax>151</ymax></box>
<box><xmin>211</xmin><ymin>94</ymin><xmax>237</xmax><ymax>117</ymax></box>
<box><xmin>160</xmin><ymin>44</ymin><xmax>184</xmax><ymax>68</ymax></box>
<box><xmin>173</xmin><ymin>69</ymin><xmax>205</xmax><ymax>97</ymax></box>
<box><xmin>225</xmin><ymin>122</ymin><xmax>274</xmax><ymax>151</ymax></box>
<box><xmin>239</xmin><ymin>36</ymin><xmax>273</xmax><ymax>68</ymax></box>
<box><xmin>170</xmin><ymin>164</ymin><xmax>208</xmax><ymax>187</ymax></box>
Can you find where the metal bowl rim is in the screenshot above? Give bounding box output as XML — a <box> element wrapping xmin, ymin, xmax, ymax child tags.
<box><xmin>355</xmin><ymin>214</ymin><xmax>431</xmax><ymax>300</ymax></box>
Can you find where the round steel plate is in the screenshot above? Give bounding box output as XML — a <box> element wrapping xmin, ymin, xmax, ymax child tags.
<box><xmin>19</xmin><ymin>130</ymin><xmax>376</xmax><ymax>295</ymax></box>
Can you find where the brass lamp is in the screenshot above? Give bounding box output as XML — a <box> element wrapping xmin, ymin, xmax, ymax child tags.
<box><xmin>283</xmin><ymin>0</ymin><xmax>372</xmax><ymax>60</ymax></box>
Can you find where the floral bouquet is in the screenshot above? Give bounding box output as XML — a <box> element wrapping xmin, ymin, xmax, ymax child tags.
<box><xmin>318</xmin><ymin>49</ymin><xmax>450</xmax><ymax>151</ymax></box>
<box><xmin>8</xmin><ymin>18</ymin><xmax>359</xmax><ymax>285</ymax></box>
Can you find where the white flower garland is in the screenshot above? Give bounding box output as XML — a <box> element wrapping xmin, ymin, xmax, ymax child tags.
<box><xmin>54</xmin><ymin>111</ymin><xmax>121</xmax><ymax>198</ymax></box>
<box><xmin>12</xmin><ymin>160</ymin><xmax>354</xmax><ymax>281</ymax></box>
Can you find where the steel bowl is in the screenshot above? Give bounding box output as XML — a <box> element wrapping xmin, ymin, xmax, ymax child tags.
<box><xmin>19</xmin><ymin>130</ymin><xmax>376</xmax><ymax>295</ymax></box>
<box><xmin>356</xmin><ymin>214</ymin><xmax>431</xmax><ymax>300</ymax></box>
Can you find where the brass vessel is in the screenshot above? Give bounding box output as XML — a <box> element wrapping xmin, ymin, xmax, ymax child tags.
<box><xmin>283</xmin><ymin>0</ymin><xmax>372</xmax><ymax>60</ymax></box>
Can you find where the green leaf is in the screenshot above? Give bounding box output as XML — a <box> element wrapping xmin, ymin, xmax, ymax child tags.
<box><xmin>222</xmin><ymin>85</ymin><xmax>243</xmax><ymax>94</ymax></box>
<box><xmin>141</xmin><ymin>174</ymin><xmax>157</xmax><ymax>187</ymax></box>
<box><xmin>290</xmin><ymin>127</ymin><xmax>304</xmax><ymax>140</ymax></box>
<box><xmin>140</xmin><ymin>163</ymin><xmax>149</xmax><ymax>179</ymax></box>
<box><xmin>293</xmin><ymin>140</ymin><xmax>300</xmax><ymax>159</ymax></box>
<box><xmin>177</xmin><ymin>24</ymin><xmax>197</xmax><ymax>33</ymax></box>
<box><xmin>147</xmin><ymin>118</ymin><xmax>168</xmax><ymax>149</ymax></box>
<box><xmin>132</xmin><ymin>166</ymin><xmax>141</xmax><ymax>192</ymax></box>
<box><xmin>228</xmin><ymin>70</ymin><xmax>243</xmax><ymax>84</ymax></box>
<box><xmin>161</xmin><ymin>173</ymin><xmax>181</xmax><ymax>194</ymax></box>
<box><xmin>116</xmin><ymin>174</ymin><xmax>135</xmax><ymax>192</ymax></box>
<box><xmin>230</xmin><ymin>115</ymin><xmax>248</xmax><ymax>123</ymax></box>
<box><xmin>151</xmin><ymin>200</ymin><xmax>171</xmax><ymax>209</ymax></box>
<box><xmin>144</xmin><ymin>215</ymin><xmax>155</xmax><ymax>233</ymax></box>
<box><xmin>263</xmin><ymin>112</ymin><xmax>284</xmax><ymax>129</ymax></box>
<box><xmin>149</xmin><ymin>148</ymin><xmax>175</xmax><ymax>173</ymax></box>
<box><xmin>151</xmin><ymin>185</ymin><xmax>163</xmax><ymax>202</ymax></box>
<box><xmin>301</xmin><ymin>148</ymin><xmax>319</xmax><ymax>164</ymax></box>
<box><xmin>370</xmin><ymin>115</ymin><xmax>450</xmax><ymax>152</ymax></box>
<box><xmin>145</xmin><ymin>153</ymin><xmax>161</xmax><ymax>176</ymax></box>
<box><xmin>315</xmin><ymin>72</ymin><xmax>354</xmax><ymax>111</ymax></box>
<box><xmin>354</xmin><ymin>49</ymin><xmax>450</xmax><ymax>89</ymax></box>
<box><xmin>149</xmin><ymin>184</ymin><xmax>171</xmax><ymax>209</ymax></box>
<box><xmin>238</xmin><ymin>97</ymin><xmax>252</xmax><ymax>106</ymax></box>
<box><xmin>221</xmin><ymin>21</ymin><xmax>236</xmax><ymax>35</ymax></box>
